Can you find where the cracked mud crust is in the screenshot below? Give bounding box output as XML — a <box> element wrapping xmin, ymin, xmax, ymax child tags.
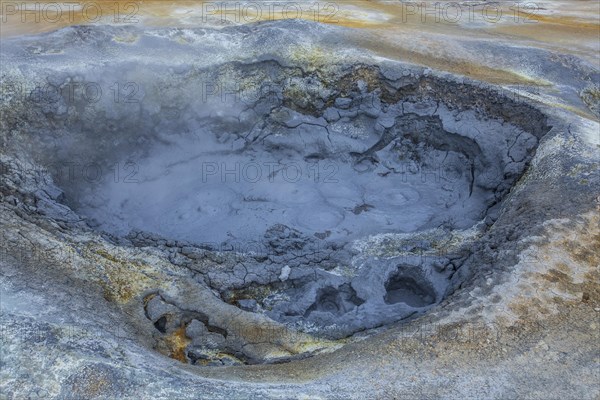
<box><xmin>1</xmin><ymin>21</ymin><xmax>599</xmax><ymax>399</ymax></box>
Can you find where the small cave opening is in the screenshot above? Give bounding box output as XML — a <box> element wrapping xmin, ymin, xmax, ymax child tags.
<box><xmin>305</xmin><ymin>284</ymin><xmax>365</xmax><ymax>317</ymax></box>
<box><xmin>384</xmin><ymin>271</ymin><xmax>436</xmax><ymax>307</ymax></box>
<box><xmin>153</xmin><ymin>316</ymin><xmax>168</xmax><ymax>334</ymax></box>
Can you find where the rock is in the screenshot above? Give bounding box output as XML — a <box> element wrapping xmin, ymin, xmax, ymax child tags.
<box><xmin>145</xmin><ymin>295</ymin><xmax>179</xmax><ymax>323</ymax></box>
<box><xmin>323</xmin><ymin>107</ymin><xmax>341</xmax><ymax>122</ymax></box>
<box><xmin>279</xmin><ymin>265</ymin><xmax>291</xmax><ymax>281</ymax></box>
<box><xmin>334</xmin><ymin>98</ymin><xmax>352</xmax><ymax>109</ymax></box>
<box><xmin>185</xmin><ymin>319</ymin><xmax>208</xmax><ymax>338</ymax></box>
<box><xmin>237</xmin><ymin>299</ymin><xmax>258</xmax><ymax>312</ymax></box>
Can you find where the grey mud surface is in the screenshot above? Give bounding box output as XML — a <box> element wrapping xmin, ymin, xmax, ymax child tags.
<box><xmin>1</xmin><ymin>21</ymin><xmax>598</xmax><ymax>399</ymax></box>
<box><xmin>3</xmin><ymin>47</ymin><xmax>548</xmax><ymax>344</ymax></box>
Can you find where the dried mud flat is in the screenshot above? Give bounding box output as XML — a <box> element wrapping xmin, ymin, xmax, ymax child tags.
<box><xmin>0</xmin><ymin>8</ymin><xmax>599</xmax><ymax>400</ymax></box>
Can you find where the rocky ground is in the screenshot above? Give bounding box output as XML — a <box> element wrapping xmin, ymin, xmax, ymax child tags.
<box><xmin>0</xmin><ymin>2</ymin><xmax>599</xmax><ymax>400</ymax></box>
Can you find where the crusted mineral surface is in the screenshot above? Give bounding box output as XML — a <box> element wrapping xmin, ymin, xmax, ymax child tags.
<box><xmin>0</xmin><ymin>11</ymin><xmax>599</xmax><ymax>400</ymax></box>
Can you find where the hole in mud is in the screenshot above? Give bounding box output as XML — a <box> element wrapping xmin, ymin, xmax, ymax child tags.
<box><xmin>384</xmin><ymin>270</ymin><xmax>436</xmax><ymax>307</ymax></box>
<box><xmin>305</xmin><ymin>284</ymin><xmax>365</xmax><ymax>317</ymax></box>
<box><xmin>4</xmin><ymin>61</ymin><xmax>551</xmax><ymax>366</ymax></box>
<box><xmin>153</xmin><ymin>316</ymin><xmax>168</xmax><ymax>334</ymax></box>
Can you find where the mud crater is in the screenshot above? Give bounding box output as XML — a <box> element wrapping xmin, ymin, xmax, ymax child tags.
<box><xmin>6</xmin><ymin>62</ymin><xmax>551</xmax><ymax>365</ymax></box>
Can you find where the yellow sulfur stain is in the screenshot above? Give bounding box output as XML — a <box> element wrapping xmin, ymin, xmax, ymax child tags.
<box><xmin>164</xmin><ymin>325</ymin><xmax>191</xmax><ymax>363</ymax></box>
